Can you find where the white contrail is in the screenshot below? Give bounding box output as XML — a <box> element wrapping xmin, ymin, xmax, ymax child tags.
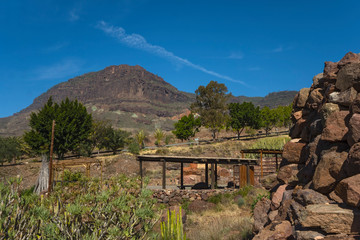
<box><xmin>96</xmin><ymin>21</ymin><xmax>246</xmax><ymax>85</ymax></box>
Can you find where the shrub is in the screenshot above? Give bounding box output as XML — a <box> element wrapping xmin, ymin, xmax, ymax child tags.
<box><xmin>207</xmin><ymin>194</ymin><xmax>222</xmax><ymax>205</ymax></box>
<box><xmin>236</xmin><ymin>196</ymin><xmax>245</xmax><ymax>208</ymax></box>
<box><xmin>0</xmin><ymin>175</ymin><xmax>158</xmax><ymax>239</ymax></box>
<box><xmin>128</xmin><ymin>140</ymin><xmax>140</xmax><ymax>155</ymax></box>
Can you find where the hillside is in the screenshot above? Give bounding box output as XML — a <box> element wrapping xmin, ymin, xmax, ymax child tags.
<box><xmin>0</xmin><ymin>65</ymin><xmax>296</xmax><ymax>136</ymax></box>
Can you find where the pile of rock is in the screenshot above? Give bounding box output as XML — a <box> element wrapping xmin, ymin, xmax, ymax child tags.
<box><xmin>254</xmin><ymin>52</ymin><xmax>360</xmax><ymax>239</ymax></box>
<box><xmin>152</xmin><ymin>189</ymin><xmax>233</xmax><ymax>205</ymax></box>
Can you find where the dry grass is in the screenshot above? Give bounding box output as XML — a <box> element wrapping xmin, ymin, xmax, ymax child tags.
<box><xmin>185</xmin><ymin>203</ymin><xmax>253</xmax><ymax>240</ymax></box>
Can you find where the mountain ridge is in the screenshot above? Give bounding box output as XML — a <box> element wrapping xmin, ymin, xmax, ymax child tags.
<box><xmin>0</xmin><ymin>65</ymin><xmax>297</xmax><ymax>136</ymax></box>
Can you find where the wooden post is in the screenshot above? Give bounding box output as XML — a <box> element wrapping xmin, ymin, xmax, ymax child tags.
<box><xmin>139</xmin><ymin>160</ymin><xmax>143</xmax><ymax>188</ymax></box>
<box><xmin>180</xmin><ymin>162</ymin><xmax>184</xmax><ymax>189</ymax></box>
<box><xmin>215</xmin><ymin>163</ymin><xmax>218</xmax><ymax>187</ymax></box>
<box><xmin>86</xmin><ymin>164</ymin><xmax>90</xmax><ymax>178</ymax></box>
<box><xmin>162</xmin><ymin>160</ymin><xmax>166</xmax><ymax>189</ymax></box>
<box><xmin>48</xmin><ymin>120</ymin><xmax>55</xmax><ymax>193</ymax></box>
<box><xmin>260</xmin><ymin>150</ymin><xmax>263</xmax><ymax>177</ymax></box>
<box><xmin>205</xmin><ymin>163</ymin><xmax>209</xmax><ymax>187</ymax></box>
<box><xmin>241</xmin><ymin>151</ymin><xmax>244</xmax><ymax>158</ymax></box>
<box><xmin>275</xmin><ymin>154</ymin><xmax>279</xmax><ymax>171</ymax></box>
<box><xmin>211</xmin><ymin>163</ymin><xmax>215</xmax><ymax>189</ymax></box>
<box><xmin>250</xmin><ymin>166</ymin><xmax>255</xmax><ymax>185</ymax></box>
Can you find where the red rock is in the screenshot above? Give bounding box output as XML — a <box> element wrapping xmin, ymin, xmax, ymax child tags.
<box><xmin>313</xmin><ymin>150</ymin><xmax>348</xmax><ymax>194</ymax></box>
<box><xmin>306</xmin><ymin>88</ymin><xmax>324</xmax><ymax>110</ymax></box>
<box><xmin>282</xmin><ymin>139</ymin><xmax>306</xmax><ymax>163</ymax></box>
<box><xmin>347</xmin><ymin>113</ymin><xmax>360</xmax><ymax>146</ymax></box>
<box><xmin>277</xmin><ymin>164</ymin><xmax>302</xmax><ymax>186</ymax></box>
<box><xmin>253</xmin><ymin>221</ymin><xmax>293</xmax><ymax>240</ymax></box>
<box><xmin>271</xmin><ymin>184</ymin><xmax>287</xmax><ymax>210</ymax></box>
<box><xmin>253</xmin><ymin>197</ymin><xmax>271</xmax><ymax>232</ymax></box>
<box><xmin>290</xmin><ymin>118</ymin><xmax>307</xmax><ymax>138</ymax></box>
<box><xmin>336</xmin><ymin>63</ymin><xmax>360</xmax><ymax>92</ymax></box>
<box><xmin>335</xmin><ymin>174</ymin><xmax>360</xmax><ymax>208</ymax></box>
<box><xmin>324</xmin><ymin>61</ymin><xmax>339</xmax><ymax>79</ymax></box>
<box><xmin>329</xmin><ymin>87</ymin><xmax>357</xmax><ymax>106</ymax></box>
<box><xmin>321</xmin><ymin>111</ymin><xmax>349</xmax><ymax>142</ymax></box>
<box><xmin>338</xmin><ymin>52</ymin><xmax>360</xmax><ymax>67</ymax></box>
<box><xmin>295</xmin><ymin>88</ymin><xmax>310</xmax><ymax>108</ymax></box>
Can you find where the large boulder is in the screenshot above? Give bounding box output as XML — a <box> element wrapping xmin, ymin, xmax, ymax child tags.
<box><xmin>320</xmin><ymin>103</ymin><xmax>340</xmax><ymax>124</ymax></box>
<box><xmin>293</xmin><ymin>189</ymin><xmax>330</xmax><ymax>206</ymax></box>
<box><xmin>336</xmin><ymin>63</ymin><xmax>360</xmax><ymax>92</ymax></box>
<box><xmin>295</xmin><ymin>88</ymin><xmax>311</xmax><ymax>108</ymax></box>
<box><xmin>282</xmin><ymin>139</ymin><xmax>306</xmax><ymax>163</ymax></box>
<box><xmin>347</xmin><ymin>113</ymin><xmax>360</xmax><ymax>146</ymax></box>
<box><xmin>312</xmin><ymin>73</ymin><xmax>324</xmax><ymax>88</ymax></box>
<box><xmin>334</xmin><ymin>174</ymin><xmax>360</xmax><ymax>208</ymax></box>
<box><xmin>260</xmin><ymin>173</ymin><xmax>279</xmax><ymax>190</ymax></box>
<box><xmin>295</xmin><ymin>230</ymin><xmax>325</xmax><ymax>240</ymax></box>
<box><xmin>312</xmin><ymin>150</ymin><xmax>348</xmax><ymax>194</ymax></box>
<box><xmin>321</xmin><ymin>111</ymin><xmax>350</xmax><ymax>142</ymax></box>
<box><xmin>253</xmin><ymin>197</ymin><xmax>271</xmax><ymax>232</ymax></box>
<box><xmin>307</xmin><ymin>88</ymin><xmax>324</xmax><ymax>110</ymax></box>
<box><xmin>299</xmin><ymin>204</ymin><xmax>360</xmax><ymax>234</ymax></box>
<box><xmin>329</xmin><ymin>87</ymin><xmax>357</xmax><ymax>106</ymax></box>
<box><xmin>324</xmin><ymin>61</ymin><xmax>338</xmax><ymax>79</ymax></box>
<box><xmin>338</xmin><ymin>52</ymin><xmax>360</xmax><ymax>67</ymax></box>
<box><xmin>253</xmin><ymin>221</ymin><xmax>293</xmax><ymax>240</ymax></box>
<box><xmin>271</xmin><ymin>184</ymin><xmax>287</xmax><ymax>210</ymax></box>
<box><xmin>277</xmin><ymin>164</ymin><xmax>302</xmax><ymax>186</ymax></box>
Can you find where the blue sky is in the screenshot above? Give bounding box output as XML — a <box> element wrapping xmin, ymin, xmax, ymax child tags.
<box><xmin>1</xmin><ymin>1</ymin><xmax>360</xmax><ymax>118</ymax></box>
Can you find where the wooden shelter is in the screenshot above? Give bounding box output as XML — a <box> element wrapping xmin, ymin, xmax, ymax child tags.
<box><xmin>137</xmin><ymin>155</ymin><xmax>258</xmax><ymax>189</ymax></box>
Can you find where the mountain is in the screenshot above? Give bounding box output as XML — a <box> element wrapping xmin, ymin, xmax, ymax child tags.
<box><xmin>232</xmin><ymin>91</ymin><xmax>297</xmax><ymax>108</ymax></box>
<box><xmin>0</xmin><ymin>65</ymin><xmax>297</xmax><ymax>136</ymax></box>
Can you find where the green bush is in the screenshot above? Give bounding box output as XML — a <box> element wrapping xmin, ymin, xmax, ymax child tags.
<box><xmin>0</xmin><ymin>175</ymin><xmax>158</xmax><ymax>239</ymax></box>
<box><xmin>128</xmin><ymin>140</ymin><xmax>140</xmax><ymax>155</ymax></box>
<box><xmin>207</xmin><ymin>194</ymin><xmax>222</xmax><ymax>205</ymax></box>
<box><xmin>235</xmin><ymin>185</ymin><xmax>253</xmax><ymax>198</ymax></box>
<box><xmin>236</xmin><ymin>196</ymin><xmax>245</xmax><ymax>208</ymax></box>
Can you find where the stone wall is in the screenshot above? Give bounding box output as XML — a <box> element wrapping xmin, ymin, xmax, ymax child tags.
<box><xmin>152</xmin><ymin>189</ymin><xmax>235</xmax><ymax>205</ymax></box>
<box><xmin>253</xmin><ymin>52</ymin><xmax>360</xmax><ymax>239</ymax></box>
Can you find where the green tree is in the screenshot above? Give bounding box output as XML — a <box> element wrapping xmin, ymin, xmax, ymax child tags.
<box><xmin>154</xmin><ymin>128</ymin><xmax>165</xmax><ymax>146</ymax></box>
<box><xmin>172</xmin><ymin>114</ymin><xmax>201</xmax><ymax>141</ymax></box>
<box><xmin>101</xmin><ymin>127</ymin><xmax>131</xmax><ymax>155</ymax></box>
<box><xmin>88</xmin><ymin>120</ymin><xmax>111</xmax><ymax>154</ymax></box>
<box><xmin>190</xmin><ymin>81</ymin><xmax>230</xmax><ymax>140</ymax></box>
<box><xmin>24</xmin><ymin>97</ymin><xmax>93</xmax><ymax>159</ymax></box>
<box><xmin>275</xmin><ymin>105</ymin><xmax>293</xmax><ymax>130</ymax></box>
<box><xmin>228</xmin><ymin>102</ymin><xmax>261</xmax><ymax>139</ymax></box>
<box><xmin>135</xmin><ymin>130</ymin><xmax>148</xmax><ymax>149</ymax></box>
<box><xmin>0</xmin><ymin>137</ymin><xmax>21</xmax><ymax>165</ymax></box>
<box><xmin>260</xmin><ymin>106</ymin><xmax>278</xmax><ymax>136</ymax></box>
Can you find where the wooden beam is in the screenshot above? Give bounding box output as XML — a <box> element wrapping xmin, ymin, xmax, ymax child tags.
<box><xmin>211</xmin><ymin>163</ymin><xmax>215</xmax><ymax>189</ymax></box>
<box><xmin>162</xmin><ymin>160</ymin><xmax>166</xmax><ymax>189</ymax></box>
<box><xmin>180</xmin><ymin>162</ymin><xmax>184</xmax><ymax>189</ymax></box>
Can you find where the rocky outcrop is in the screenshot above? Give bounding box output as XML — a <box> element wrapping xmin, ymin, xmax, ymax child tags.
<box><xmin>254</xmin><ymin>52</ymin><xmax>360</xmax><ymax>239</ymax></box>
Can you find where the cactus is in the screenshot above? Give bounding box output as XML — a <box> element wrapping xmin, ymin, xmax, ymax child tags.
<box><xmin>161</xmin><ymin>207</ymin><xmax>187</xmax><ymax>240</ymax></box>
